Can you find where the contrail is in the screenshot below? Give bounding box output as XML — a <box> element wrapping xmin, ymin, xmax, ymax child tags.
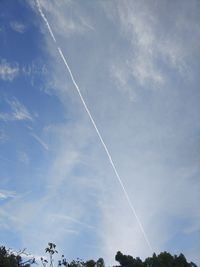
<box><xmin>35</xmin><ymin>0</ymin><xmax>153</xmax><ymax>252</ymax></box>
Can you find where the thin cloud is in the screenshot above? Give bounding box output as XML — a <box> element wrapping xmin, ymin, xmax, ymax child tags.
<box><xmin>10</xmin><ymin>21</ymin><xmax>27</xmax><ymax>34</ymax></box>
<box><xmin>0</xmin><ymin>98</ymin><xmax>33</xmax><ymax>122</ymax></box>
<box><xmin>31</xmin><ymin>133</ymin><xmax>49</xmax><ymax>150</ymax></box>
<box><xmin>0</xmin><ymin>59</ymin><xmax>48</xmax><ymax>82</ymax></box>
<box><xmin>4</xmin><ymin>1</ymin><xmax>198</xmax><ymax>265</ymax></box>
<box><xmin>108</xmin><ymin>0</ymin><xmax>199</xmax><ymax>88</ymax></box>
<box><xmin>62</xmin><ymin>228</ymin><xmax>79</xmax><ymax>235</ymax></box>
<box><xmin>0</xmin><ymin>130</ymin><xmax>8</xmax><ymax>143</ymax></box>
<box><xmin>0</xmin><ymin>59</ymin><xmax>19</xmax><ymax>81</ymax></box>
<box><xmin>36</xmin><ymin>0</ymin><xmax>94</xmax><ymax>37</ymax></box>
<box><xmin>0</xmin><ymin>190</ymin><xmax>16</xmax><ymax>200</ymax></box>
<box><xmin>52</xmin><ymin>214</ymin><xmax>96</xmax><ymax>230</ymax></box>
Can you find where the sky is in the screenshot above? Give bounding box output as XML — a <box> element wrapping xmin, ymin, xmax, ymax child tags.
<box><xmin>0</xmin><ymin>0</ymin><xmax>200</xmax><ymax>265</ymax></box>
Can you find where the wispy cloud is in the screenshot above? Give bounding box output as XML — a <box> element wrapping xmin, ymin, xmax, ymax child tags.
<box><xmin>10</xmin><ymin>21</ymin><xmax>27</xmax><ymax>34</ymax></box>
<box><xmin>0</xmin><ymin>190</ymin><xmax>16</xmax><ymax>200</ymax></box>
<box><xmin>35</xmin><ymin>0</ymin><xmax>94</xmax><ymax>38</ymax></box>
<box><xmin>0</xmin><ymin>130</ymin><xmax>8</xmax><ymax>143</ymax></box>
<box><xmin>52</xmin><ymin>214</ymin><xmax>95</xmax><ymax>230</ymax></box>
<box><xmin>107</xmin><ymin>0</ymin><xmax>200</xmax><ymax>89</ymax></box>
<box><xmin>31</xmin><ymin>133</ymin><xmax>49</xmax><ymax>150</ymax></box>
<box><xmin>0</xmin><ymin>98</ymin><xmax>33</xmax><ymax>122</ymax></box>
<box><xmin>2</xmin><ymin>0</ymin><xmax>198</xmax><ymax>265</ymax></box>
<box><xmin>0</xmin><ymin>59</ymin><xmax>19</xmax><ymax>81</ymax></box>
<box><xmin>0</xmin><ymin>59</ymin><xmax>48</xmax><ymax>82</ymax></box>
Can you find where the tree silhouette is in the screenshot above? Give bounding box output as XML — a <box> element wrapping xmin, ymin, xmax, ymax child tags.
<box><xmin>115</xmin><ymin>251</ymin><xmax>198</xmax><ymax>267</ymax></box>
<box><xmin>0</xmin><ymin>243</ymin><xmax>198</xmax><ymax>267</ymax></box>
<box><xmin>0</xmin><ymin>246</ymin><xmax>35</xmax><ymax>267</ymax></box>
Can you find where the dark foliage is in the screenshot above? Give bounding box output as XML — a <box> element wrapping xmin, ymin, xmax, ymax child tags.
<box><xmin>0</xmin><ymin>246</ymin><xmax>32</xmax><ymax>267</ymax></box>
<box><xmin>115</xmin><ymin>251</ymin><xmax>198</xmax><ymax>267</ymax></box>
<box><xmin>1</xmin><ymin>243</ymin><xmax>197</xmax><ymax>267</ymax></box>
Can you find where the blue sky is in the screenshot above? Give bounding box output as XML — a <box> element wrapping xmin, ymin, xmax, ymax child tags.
<box><xmin>0</xmin><ymin>0</ymin><xmax>200</xmax><ymax>265</ymax></box>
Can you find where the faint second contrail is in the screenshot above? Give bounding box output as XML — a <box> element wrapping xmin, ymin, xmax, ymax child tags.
<box><xmin>35</xmin><ymin>0</ymin><xmax>153</xmax><ymax>252</ymax></box>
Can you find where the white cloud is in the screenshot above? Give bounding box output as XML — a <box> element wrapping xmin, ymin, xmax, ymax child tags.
<box><xmin>51</xmin><ymin>214</ymin><xmax>96</xmax><ymax>230</ymax></box>
<box><xmin>110</xmin><ymin>63</ymin><xmax>137</xmax><ymax>102</ymax></box>
<box><xmin>0</xmin><ymin>59</ymin><xmax>19</xmax><ymax>81</ymax></box>
<box><xmin>0</xmin><ymin>190</ymin><xmax>16</xmax><ymax>200</ymax></box>
<box><xmin>0</xmin><ymin>98</ymin><xmax>33</xmax><ymax>122</ymax></box>
<box><xmin>0</xmin><ymin>119</ymin><xmax>104</xmax><ymax>257</ymax></box>
<box><xmin>4</xmin><ymin>1</ymin><xmax>198</xmax><ymax>265</ymax></box>
<box><xmin>108</xmin><ymin>0</ymin><xmax>200</xmax><ymax>88</ymax></box>
<box><xmin>10</xmin><ymin>21</ymin><xmax>27</xmax><ymax>33</ymax></box>
<box><xmin>0</xmin><ymin>59</ymin><xmax>49</xmax><ymax>85</ymax></box>
<box><xmin>31</xmin><ymin>133</ymin><xmax>49</xmax><ymax>150</ymax></box>
<box><xmin>34</xmin><ymin>0</ymin><xmax>94</xmax><ymax>38</ymax></box>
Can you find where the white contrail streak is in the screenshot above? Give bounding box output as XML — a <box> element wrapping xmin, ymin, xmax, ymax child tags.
<box><xmin>35</xmin><ymin>0</ymin><xmax>153</xmax><ymax>252</ymax></box>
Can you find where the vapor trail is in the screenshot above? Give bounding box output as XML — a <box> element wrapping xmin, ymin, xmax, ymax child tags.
<box><xmin>35</xmin><ymin>0</ymin><xmax>153</xmax><ymax>252</ymax></box>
